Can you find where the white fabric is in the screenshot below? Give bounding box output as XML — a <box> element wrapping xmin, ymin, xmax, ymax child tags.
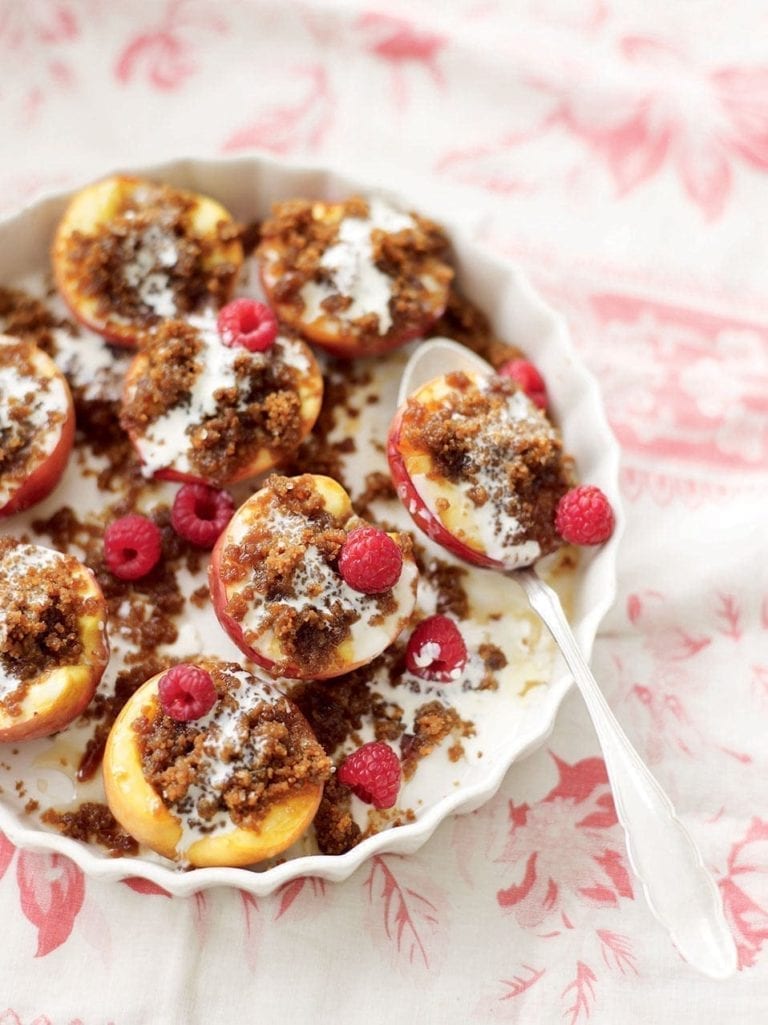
<box><xmin>1</xmin><ymin>1</ymin><xmax>767</xmax><ymax>1021</ymax></box>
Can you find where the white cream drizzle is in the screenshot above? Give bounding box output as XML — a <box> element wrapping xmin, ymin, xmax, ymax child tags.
<box><xmin>298</xmin><ymin>198</ymin><xmax>415</xmax><ymax>335</ymax></box>
<box><xmin>133</xmin><ymin>312</ymin><xmax>310</xmax><ymax>478</ymax></box>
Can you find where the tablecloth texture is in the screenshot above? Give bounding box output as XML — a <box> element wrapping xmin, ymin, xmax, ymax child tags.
<box><xmin>0</xmin><ymin>2</ymin><xmax>766</xmax><ymax>1022</ymax></box>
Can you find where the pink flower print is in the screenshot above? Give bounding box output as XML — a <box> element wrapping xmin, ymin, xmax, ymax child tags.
<box><xmin>0</xmin><ymin>1</ymin><xmax>78</xmax><ymax>48</ymax></box>
<box><xmin>354</xmin><ymin>12</ymin><xmax>447</xmax><ymax>110</ymax></box>
<box><xmin>496</xmin><ymin>755</ymin><xmax>633</xmax><ymax>930</ymax></box>
<box><xmin>718</xmin><ymin>818</ymin><xmax>768</xmax><ymax>968</ymax></box>
<box><xmin>16</xmin><ymin>851</ymin><xmax>85</xmax><ymax>956</ymax></box>
<box><xmin>115</xmin><ymin>0</ymin><xmax>226</xmax><ymax>91</ymax></box>
<box><xmin>543</xmin><ymin>36</ymin><xmax>768</xmax><ymax>219</ymax></box>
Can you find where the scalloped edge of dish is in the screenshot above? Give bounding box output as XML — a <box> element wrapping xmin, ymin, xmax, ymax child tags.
<box><xmin>0</xmin><ymin>153</ymin><xmax>623</xmax><ymax>895</ymax></box>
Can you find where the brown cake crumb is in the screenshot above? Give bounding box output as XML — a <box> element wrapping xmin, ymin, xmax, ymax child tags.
<box><xmin>119</xmin><ymin>318</ymin><xmax>311</xmax><ymax>485</ymax></box>
<box><xmin>134</xmin><ymin>660</ymin><xmax>331</xmax><ymax>833</ymax></box>
<box><xmin>0</xmin><ymin>539</ymin><xmax>97</xmax><ymax>716</ymax></box>
<box><xmin>428</xmin><ymin>287</ymin><xmax>521</xmax><ymax>368</ymax></box>
<box><xmin>42</xmin><ymin>802</ymin><xmax>139</xmax><ymax>856</ymax></box>
<box><xmin>312</xmin><ymin>776</ymin><xmax>362</xmax><ymax>855</ymax></box>
<box><xmin>401</xmin><ymin>700</ymin><xmax>475</xmax><ymax>781</ymax></box>
<box><xmin>401</xmin><ymin>371</ymin><xmax>574</xmax><ymax>558</ymax></box>
<box><xmin>0</xmin><ymin>336</ymin><xmax>68</xmax><ymax>499</ymax></box>
<box><xmin>58</xmin><ymin>179</ymin><xmax>241</xmax><ymax>331</ymax></box>
<box><xmin>219</xmin><ymin>474</ymin><xmax>412</xmax><ymax>678</ymax></box>
<box><xmin>257</xmin><ymin>197</ymin><xmax>453</xmax><ymax>350</ymax></box>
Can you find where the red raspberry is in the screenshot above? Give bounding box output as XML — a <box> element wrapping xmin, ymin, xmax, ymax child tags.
<box><xmin>104</xmin><ymin>514</ymin><xmax>162</xmax><ymax>580</ymax></box>
<box><xmin>217</xmin><ymin>298</ymin><xmax>278</xmax><ymax>352</ymax></box>
<box><xmin>499</xmin><ymin>358</ymin><xmax>548</xmax><ymax>409</ymax></box>
<box><xmin>338</xmin><ymin>526</ymin><xmax>403</xmax><ymax>594</ymax></box>
<box><xmin>405</xmin><ymin>615</ymin><xmax>468</xmax><ymax>682</ymax></box>
<box><xmin>338</xmin><ymin>741</ymin><xmax>401</xmax><ymax>809</ymax></box>
<box><xmin>171</xmin><ymin>483</ymin><xmax>235</xmax><ymax>548</ymax></box>
<box><xmin>555</xmin><ymin>485</ymin><xmax>615</xmax><ymax>545</ymax></box>
<box><xmin>158</xmin><ymin>664</ymin><xmax>218</xmax><ymax>722</ymax></box>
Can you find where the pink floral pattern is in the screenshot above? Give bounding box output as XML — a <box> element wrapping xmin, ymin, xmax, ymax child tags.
<box><xmin>0</xmin><ymin>1</ymin><xmax>764</xmax><ymax>1018</ymax></box>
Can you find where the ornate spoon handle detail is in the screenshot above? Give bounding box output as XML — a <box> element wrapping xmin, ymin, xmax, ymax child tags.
<box><xmin>515</xmin><ymin>568</ymin><xmax>738</xmax><ymax>979</ymax></box>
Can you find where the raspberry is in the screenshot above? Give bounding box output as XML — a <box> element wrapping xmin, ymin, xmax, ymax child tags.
<box><xmin>171</xmin><ymin>483</ymin><xmax>235</xmax><ymax>548</ymax></box>
<box><xmin>405</xmin><ymin>615</ymin><xmax>468</xmax><ymax>682</ymax></box>
<box><xmin>338</xmin><ymin>741</ymin><xmax>401</xmax><ymax>809</ymax></box>
<box><xmin>217</xmin><ymin>298</ymin><xmax>278</xmax><ymax>352</ymax></box>
<box><xmin>104</xmin><ymin>514</ymin><xmax>162</xmax><ymax>580</ymax></box>
<box><xmin>338</xmin><ymin>526</ymin><xmax>403</xmax><ymax>594</ymax></box>
<box><xmin>499</xmin><ymin>358</ymin><xmax>548</xmax><ymax>409</ymax></box>
<box><xmin>555</xmin><ymin>485</ymin><xmax>615</xmax><ymax>545</ymax></box>
<box><xmin>158</xmin><ymin>664</ymin><xmax>218</xmax><ymax>722</ymax></box>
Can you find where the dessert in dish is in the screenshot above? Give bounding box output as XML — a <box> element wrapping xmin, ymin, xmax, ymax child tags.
<box><xmin>256</xmin><ymin>197</ymin><xmax>453</xmax><ymax>357</ymax></box>
<box><xmin>387</xmin><ymin>369</ymin><xmax>575</xmax><ymax>570</ymax></box>
<box><xmin>120</xmin><ymin>301</ymin><xmax>323</xmax><ymax>485</ymax></box>
<box><xmin>0</xmin><ymin>539</ymin><xmax>109</xmax><ymax>742</ymax></box>
<box><xmin>0</xmin><ymin>333</ymin><xmax>75</xmax><ymax>516</ymax></box>
<box><xmin>103</xmin><ymin>659</ymin><xmax>331</xmax><ymax>866</ymax></box>
<box><xmin>52</xmin><ymin>175</ymin><xmax>244</xmax><ymax>346</ymax></box>
<box><xmin>209</xmin><ymin>473</ymin><xmax>419</xmax><ymax>680</ymax></box>
<box><xmin>0</xmin><ymin>167</ymin><xmax>613</xmax><ymax>880</ymax></box>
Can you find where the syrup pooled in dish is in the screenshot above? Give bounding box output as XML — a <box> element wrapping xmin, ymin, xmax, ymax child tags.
<box><xmin>52</xmin><ymin>175</ymin><xmax>244</xmax><ymax>346</ymax></box>
<box><xmin>209</xmin><ymin>474</ymin><xmax>419</xmax><ymax>680</ymax></box>
<box><xmin>388</xmin><ymin>370</ymin><xmax>575</xmax><ymax>570</ymax></box>
<box><xmin>256</xmin><ymin>196</ymin><xmax>453</xmax><ymax>357</ymax></box>
<box><xmin>0</xmin><ymin>539</ymin><xmax>109</xmax><ymax>742</ymax></box>
<box><xmin>0</xmin><ymin>334</ymin><xmax>75</xmax><ymax>517</ymax></box>
<box><xmin>120</xmin><ymin>305</ymin><xmax>323</xmax><ymax>485</ymax></box>
<box><xmin>103</xmin><ymin>659</ymin><xmax>331</xmax><ymax>867</ymax></box>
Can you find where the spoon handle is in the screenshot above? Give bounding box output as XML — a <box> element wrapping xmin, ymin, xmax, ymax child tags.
<box><xmin>515</xmin><ymin>568</ymin><xmax>737</xmax><ymax>979</ymax></box>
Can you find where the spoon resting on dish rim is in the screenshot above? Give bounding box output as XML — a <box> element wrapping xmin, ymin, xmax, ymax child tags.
<box><xmin>394</xmin><ymin>337</ymin><xmax>737</xmax><ymax>980</ymax></box>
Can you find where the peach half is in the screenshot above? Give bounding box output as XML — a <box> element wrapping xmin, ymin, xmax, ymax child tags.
<box><xmin>0</xmin><ymin>335</ymin><xmax>75</xmax><ymax>518</ymax></box>
<box><xmin>52</xmin><ymin>175</ymin><xmax>244</xmax><ymax>347</ymax></box>
<box><xmin>120</xmin><ymin>313</ymin><xmax>323</xmax><ymax>486</ymax></box>
<box><xmin>103</xmin><ymin>661</ymin><xmax>330</xmax><ymax>867</ymax></box>
<box><xmin>0</xmin><ymin>542</ymin><xmax>109</xmax><ymax>743</ymax></box>
<box><xmin>209</xmin><ymin>474</ymin><xmax>419</xmax><ymax>680</ymax></box>
<box><xmin>257</xmin><ymin>197</ymin><xmax>453</xmax><ymax>358</ymax></box>
<box><xmin>387</xmin><ymin>371</ymin><xmax>572</xmax><ymax>571</ymax></box>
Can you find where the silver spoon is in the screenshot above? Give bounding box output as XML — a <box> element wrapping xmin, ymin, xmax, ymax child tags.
<box><xmin>397</xmin><ymin>338</ymin><xmax>737</xmax><ymax>979</ymax></box>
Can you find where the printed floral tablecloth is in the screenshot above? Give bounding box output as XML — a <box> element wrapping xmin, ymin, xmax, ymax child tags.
<box><xmin>0</xmin><ymin>2</ymin><xmax>766</xmax><ymax>1022</ymax></box>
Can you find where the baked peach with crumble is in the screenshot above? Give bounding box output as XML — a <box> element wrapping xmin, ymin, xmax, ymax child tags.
<box><xmin>256</xmin><ymin>196</ymin><xmax>453</xmax><ymax>358</ymax></box>
<box><xmin>52</xmin><ymin>175</ymin><xmax>244</xmax><ymax>347</ymax></box>
<box><xmin>387</xmin><ymin>370</ymin><xmax>574</xmax><ymax>570</ymax></box>
<box><xmin>119</xmin><ymin>302</ymin><xmax>323</xmax><ymax>486</ymax></box>
<box><xmin>0</xmin><ymin>334</ymin><xmax>75</xmax><ymax>518</ymax></box>
<box><xmin>209</xmin><ymin>474</ymin><xmax>419</xmax><ymax>680</ymax></box>
<box><xmin>103</xmin><ymin>659</ymin><xmax>331</xmax><ymax>867</ymax></box>
<box><xmin>0</xmin><ymin>540</ymin><xmax>109</xmax><ymax>743</ymax></box>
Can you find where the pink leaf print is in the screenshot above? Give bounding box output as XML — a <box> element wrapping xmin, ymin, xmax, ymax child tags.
<box><xmin>222</xmin><ymin>66</ymin><xmax>332</xmax><ymax>156</ymax></box>
<box><xmin>121</xmin><ymin>877</ymin><xmax>171</xmax><ymax>897</ymax></box>
<box><xmin>0</xmin><ymin>831</ymin><xmax>14</xmax><ymax>880</ymax></box>
<box><xmin>497</xmin><ymin>755</ymin><xmax>633</xmax><ymax>929</ymax></box>
<box><xmin>715</xmin><ymin>593</ymin><xmax>742</xmax><ymax>640</ymax></box>
<box><xmin>239</xmin><ymin>890</ymin><xmax>261</xmax><ymax>971</ymax></box>
<box><xmin>355</xmin><ymin>12</ymin><xmax>446</xmax><ymax>110</ymax></box>
<box><xmin>274</xmin><ymin>876</ymin><xmax>326</xmax><ymax>920</ymax></box>
<box><xmin>499</xmin><ymin>964</ymin><xmax>546</xmax><ymax>999</ymax></box>
<box><xmin>562</xmin><ymin>961</ymin><xmax>597</xmax><ymax>1025</ymax></box>
<box><xmin>718</xmin><ymin>818</ymin><xmax>768</xmax><ymax>968</ymax></box>
<box><xmin>597</xmin><ymin>929</ymin><xmax>638</xmax><ymax>974</ymax></box>
<box><xmin>364</xmin><ymin>855</ymin><xmax>440</xmax><ymax>969</ymax></box>
<box><xmin>16</xmin><ymin>851</ymin><xmax>85</xmax><ymax>957</ymax></box>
